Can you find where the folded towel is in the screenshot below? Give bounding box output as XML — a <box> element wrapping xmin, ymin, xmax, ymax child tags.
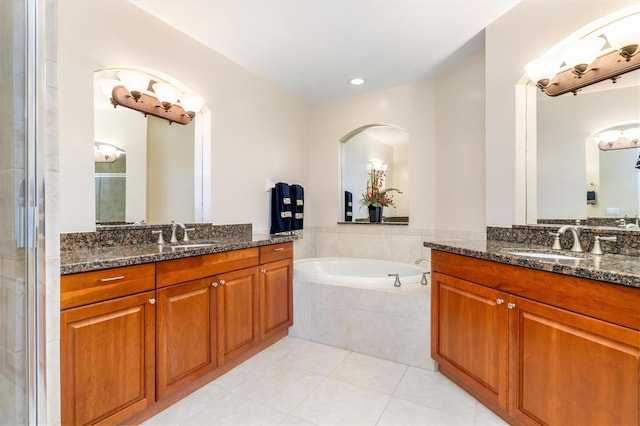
<box><xmin>291</xmin><ymin>184</ymin><xmax>304</xmax><ymax>230</ymax></box>
<box><xmin>344</xmin><ymin>191</ymin><xmax>353</xmax><ymax>221</ymax></box>
<box><xmin>270</xmin><ymin>182</ymin><xmax>292</xmax><ymax>234</ymax></box>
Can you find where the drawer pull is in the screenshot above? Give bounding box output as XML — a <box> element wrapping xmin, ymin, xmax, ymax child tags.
<box><xmin>496</xmin><ymin>298</ymin><xmax>504</xmax><ymax>305</ymax></box>
<box><xmin>507</xmin><ymin>303</ymin><xmax>516</xmax><ymax>309</ymax></box>
<box><xmin>149</xmin><ymin>298</ymin><xmax>156</xmax><ymax>305</ymax></box>
<box><xmin>261</xmin><ymin>269</ymin><xmax>267</xmax><ymax>274</ymax></box>
<box><xmin>98</xmin><ymin>275</ymin><xmax>125</xmax><ymax>283</ymax></box>
<box><xmin>273</xmin><ymin>248</ymin><xmax>285</xmax><ymax>252</ymax></box>
<box><xmin>220</xmin><ymin>280</ymin><xmax>226</xmax><ymax>285</ymax></box>
<box><xmin>212</xmin><ymin>281</ymin><xmax>218</xmax><ymax>288</ymax></box>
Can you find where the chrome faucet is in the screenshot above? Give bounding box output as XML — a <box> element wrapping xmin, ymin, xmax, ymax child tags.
<box><xmin>170</xmin><ymin>221</ymin><xmax>186</xmax><ymax>243</ymax></box>
<box><xmin>557</xmin><ymin>225</ymin><xmax>584</xmax><ymax>253</ymax></box>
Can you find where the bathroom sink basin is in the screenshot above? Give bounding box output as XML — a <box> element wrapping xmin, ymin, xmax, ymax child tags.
<box><xmin>505</xmin><ymin>250</ymin><xmax>581</xmax><ymax>260</ymax></box>
<box><xmin>171</xmin><ymin>242</ymin><xmax>217</xmax><ymax>249</ymax></box>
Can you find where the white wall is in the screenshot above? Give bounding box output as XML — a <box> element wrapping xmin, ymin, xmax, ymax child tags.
<box><xmin>435</xmin><ymin>50</ymin><xmax>486</xmax><ymax>233</ymax></box>
<box><xmin>484</xmin><ymin>0</ymin><xmax>638</xmax><ymax>227</ymax></box>
<box><xmin>58</xmin><ymin>0</ymin><xmax>307</xmax><ymax>233</ymax></box>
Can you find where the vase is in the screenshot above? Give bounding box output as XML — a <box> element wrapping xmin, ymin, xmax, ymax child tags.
<box><xmin>368</xmin><ymin>206</ymin><xmax>382</xmax><ymax>223</ymax></box>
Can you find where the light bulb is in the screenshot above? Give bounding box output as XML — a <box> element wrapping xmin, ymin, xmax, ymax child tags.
<box><xmin>602</xmin><ymin>14</ymin><xmax>640</xmax><ymax>58</ymax></box>
<box><xmin>152</xmin><ymin>83</ymin><xmax>181</xmax><ymax>111</ymax></box>
<box><xmin>180</xmin><ymin>95</ymin><xmax>204</xmax><ymax>115</ymax></box>
<box><xmin>561</xmin><ymin>37</ymin><xmax>606</xmax><ymax>73</ymax></box>
<box><xmin>525</xmin><ymin>55</ymin><xmax>563</xmax><ymax>86</ymax></box>
<box><xmin>599</xmin><ymin>130</ymin><xmax>622</xmax><ymax>144</ymax></box>
<box><xmin>117</xmin><ymin>70</ymin><xmax>150</xmax><ymax>100</ymax></box>
<box><xmin>623</xmin><ymin>127</ymin><xmax>640</xmax><ymax>141</ymax></box>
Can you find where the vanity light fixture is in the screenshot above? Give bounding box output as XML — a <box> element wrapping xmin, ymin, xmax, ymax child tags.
<box><xmin>109</xmin><ymin>70</ymin><xmax>203</xmax><ymax>125</ymax></box>
<box><xmin>596</xmin><ymin>124</ymin><xmax>640</xmax><ymax>151</ymax></box>
<box><xmin>525</xmin><ymin>12</ymin><xmax>640</xmax><ymax>96</ymax></box>
<box><xmin>94</xmin><ymin>142</ymin><xmax>125</xmax><ymax>163</ymax></box>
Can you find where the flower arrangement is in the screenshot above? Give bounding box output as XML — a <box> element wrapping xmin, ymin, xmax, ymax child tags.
<box><xmin>361</xmin><ymin>186</ymin><xmax>402</xmax><ymax>208</ymax></box>
<box><xmin>360</xmin><ymin>167</ymin><xmax>402</xmax><ymax>208</ymax></box>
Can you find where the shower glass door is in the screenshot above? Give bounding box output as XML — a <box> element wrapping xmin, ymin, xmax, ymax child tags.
<box><xmin>1</xmin><ymin>0</ymin><xmax>38</xmax><ymax>423</ymax></box>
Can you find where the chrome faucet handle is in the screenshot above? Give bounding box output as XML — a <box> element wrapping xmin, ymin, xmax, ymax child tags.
<box><xmin>549</xmin><ymin>232</ymin><xmax>562</xmax><ymax>250</ymax></box>
<box><xmin>152</xmin><ymin>230</ymin><xmax>164</xmax><ymax>245</ymax></box>
<box><xmin>183</xmin><ymin>228</ymin><xmax>195</xmax><ymax>242</ymax></box>
<box><xmin>388</xmin><ymin>273</ymin><xmax>401</xmax><ymax>287</ymax></box>
<box><xmin>591</xmin><ymin>235</ymin><xmax>617</xmax><ymax>255</ymax></box>
<box><xmin>421</xmin><ymin>271</ymin><xmax>430</xmax><ymax>286</ymax></box>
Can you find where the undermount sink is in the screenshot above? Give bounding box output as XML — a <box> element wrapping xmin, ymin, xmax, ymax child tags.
<box><xmin>505</xmin><ymin>250</ymin><xmax>582</xmax><ymax>261</ymax></box>
<box><xmin>170</xmin><ymin>242</ymin><xmax>217</xmax><ymax>249</ymax></box>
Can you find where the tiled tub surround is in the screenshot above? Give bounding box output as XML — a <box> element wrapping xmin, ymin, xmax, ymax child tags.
<box><xmin>289</xmin><ymin>276</ymin><xmax>435</xmax><ymax>371</ymax></box>
<box><xmin>424</xmin><ymin>238</ymin><xmax>640</xmax><ymax>288</ymax></box>
<box><xmin>60</xmin><ymin>223</ymin><xmax>295</xmax><ymax>274</ymax></box>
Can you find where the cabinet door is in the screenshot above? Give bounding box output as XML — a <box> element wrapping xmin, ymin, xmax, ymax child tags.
<box><xmin>218</xmin><ymin>267</ymin><xmax>259</xmax><ymax>364</ymax></box>
<box><xmin>60</xmin><ymin>291</ymin><xmax>156</xmax><ymax>426</ymax></box>
<box><xmin>157</xmin><ymin>278</ymin><xmax>218</xmax><ymax>399</ymax></box>
<box><xmin>259</xmin><ymin>258</ymin><xmax>293</xmax><ymax>340</ymax></box>
<box><xmin>431</xmin><ymin>272</ymin><xmax>509</xmax><ymax>410</ymax></box>
<box><xmin>509</xmin><ymin>296</ymin><xmax>640</xmax><ymax>426</ymax></box>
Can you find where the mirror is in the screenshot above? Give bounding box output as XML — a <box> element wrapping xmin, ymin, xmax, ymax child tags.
<box><xmin>529</xmin><ymin>67</ymin><xmax>640</xmax><ymax>227</ymax></box>
<box><xmin>93</xmin><ymin>67</ymin><xmax>208</xmax><ymax>225</ymax></box>
<box><xmin>340</xmin><ymin>124</ymin><xmax>409</xmax><ymax>223</ymax></box>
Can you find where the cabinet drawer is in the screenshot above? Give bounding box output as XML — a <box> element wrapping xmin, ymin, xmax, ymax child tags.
<box><xmin>61</xmin><ymin>263</ymin><xmax>156</xmax><ymax>310</ymax></box>
<box><xmin>259</xmin><ymin>242</ymin><xmax>293</xmax><ymax>263</ymax></box>
<box><xmin>157</xmin><ymin>248</ymin><xmax>259</xmax><ymax>287</ymax></box>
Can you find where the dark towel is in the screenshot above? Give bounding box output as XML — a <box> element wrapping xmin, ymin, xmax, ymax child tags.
<box><xmin>270</xmin><ymin>182</ymin><xmax>292</xmax><ymax>234</ymax></box>
<box><xmin>291</xmin><ymin>184</ymin><xmax>304</xmax><ymax>230</ymax></box>
<box><xmin>344</xmin><ymin>191</ymin><xmax>353</xmax><ymax>221</ymax></box>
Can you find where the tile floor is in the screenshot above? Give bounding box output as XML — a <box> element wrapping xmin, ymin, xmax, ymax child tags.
<box><xmin>143</xmin><ymin>337</ymin><xmax>507</xmax><ymax>426</ymax></box>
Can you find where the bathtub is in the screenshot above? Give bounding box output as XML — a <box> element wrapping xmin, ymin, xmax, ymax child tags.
<box><xmin>291</xmin><ymin>257</ymin><xmax>436</xmax><ymax>370</ymax></box>
<box><xmin>294</xmin><ymin>257</ymin><xmax>426</xmax><ymax>287</ymax></box>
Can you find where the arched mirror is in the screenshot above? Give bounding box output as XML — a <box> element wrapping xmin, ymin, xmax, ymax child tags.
<box><xmin>93</xmin><ymin>66</ymin><xmax>210</xmax><ymax>225</ymax></box>
<box><xmin>339</xmin><ymin>124</ymin><xmax>409</xmax><ymax>224</ymax></box>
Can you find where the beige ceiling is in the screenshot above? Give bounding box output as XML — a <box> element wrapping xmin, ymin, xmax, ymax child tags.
<box><xmin>130</xmin><ymin>0</ymin><xmax>521</xmax><ymax>103</ymax></box>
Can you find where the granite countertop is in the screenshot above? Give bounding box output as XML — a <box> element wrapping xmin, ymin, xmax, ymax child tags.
<box><xmin>424</xmin><ymin>239</ymin><xmax>640</xmax><ymax>289</ymax></box>
<box><xmin>61</xmin><ymin>234</ymin><xmax>295</xmax><ymax>275</ymax></box>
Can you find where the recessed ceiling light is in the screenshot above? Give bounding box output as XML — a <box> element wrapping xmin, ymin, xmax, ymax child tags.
<box><xmin>349</xmin><ymin>77</ymin><xmax>365</xmax><ymax>86</ymax></box>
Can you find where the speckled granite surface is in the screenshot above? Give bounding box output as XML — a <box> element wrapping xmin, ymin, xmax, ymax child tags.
<box><xmin>424</xmin><ymin>239</ymin><xmax>640</xmax><ymax>288</ymax></box>
<box><xmin>487</xmin><ymin>225</ymin><xmax>640</xmax><ymax>256</ymax></box>
<box><xmin>61</xmin><ymin>233</ymin><xmax>296</xmax><ymax>275</ymax></box>
<box><xmin>60</xmin><ymin>223</ymin><xmax>253</xmax><ymax>251</ymax></box>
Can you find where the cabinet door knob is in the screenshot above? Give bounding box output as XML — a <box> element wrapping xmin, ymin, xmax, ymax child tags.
<box><xmin>261</xmin><ymin>269</ymin><xmax>267</xmax><ymax>274</ymax></box>
<box><xmin>507</xmin><ymin>302</ymin><xmax>516</xmax><ymax>309</ymax></box>
<box><xmin>149</xmin><ymin>298</ymin><xmax>156</xmax><ymax>305</ymax></box>
<box><xmin>496</xmin><ymin>298</ymin><xmax>504</xmax><ymax>305</ymax></box>
<box><xmin>220</xmin><ymin>280</ymin><xmax>226</xmax><ymax>285</ymax></box>
<box><xmin>212</xmin><ymin>281</ymin><xmax>218</xmax><ymax>287</ymax></box>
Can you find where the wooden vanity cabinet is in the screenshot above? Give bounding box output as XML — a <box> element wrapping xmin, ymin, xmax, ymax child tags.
<box><xmin>60</xmin><ymin>264</ymin><xmax>156</xmax><ymax>426</ymax></box>
<box><xmin>156</xmin><ymin>248</ymin><xmax>260</xmax><ymax>382</ymax></box>
<box><xmin>431</xmin><ymin>250</ymin><xmax>640</xmax><ymax>426</ymax></box>
<box><xmin>156</xmin><ymin>277</ymin><xmax>218</xmax><ymax>400</ymax></box>
<box><xmin>217</xmin><ymin>266</ymin><xmax>260</xmax><ymax>364</ymax></box>
<box><xmin>258</xmin><ymin>242</ymin><xmax>294</xmax><ymax>341</ymax></box>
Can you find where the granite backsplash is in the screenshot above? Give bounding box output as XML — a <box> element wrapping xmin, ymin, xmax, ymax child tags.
<box><xmin>60</xmin><ymin>223</ymin><xmax>253</xmax><ymax>251</ymax></box>
<box><xmin>487</xmin><ymin>225</ymin><xmax>640</xmax><ymax>257</ymax></box>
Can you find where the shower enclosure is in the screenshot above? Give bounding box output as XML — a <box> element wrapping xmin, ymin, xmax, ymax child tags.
<box><xmin>1</xmin><ymin>0</ymin><xmax>45</xmax><ymax>423</ymax></box>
